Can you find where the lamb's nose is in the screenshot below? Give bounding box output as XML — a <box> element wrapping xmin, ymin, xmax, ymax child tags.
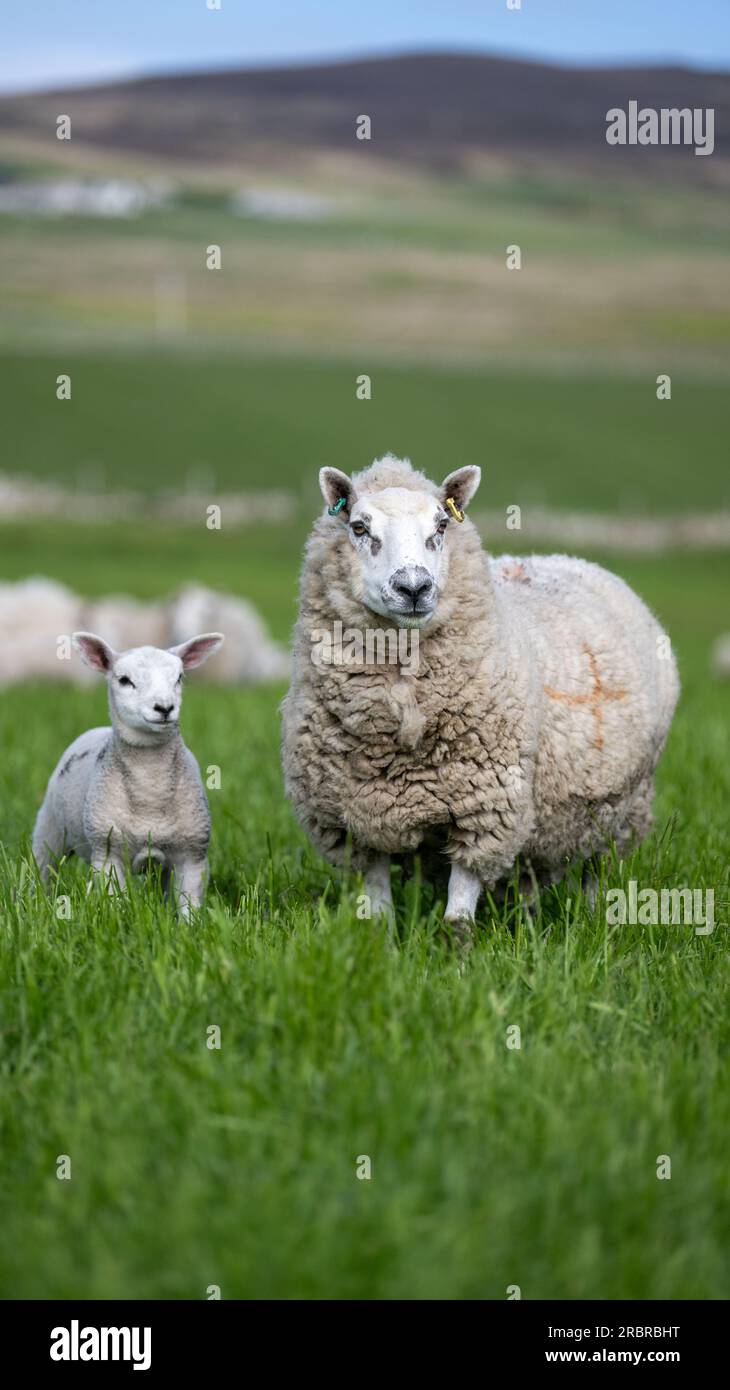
<box><xmin>154</xmin><ymin>703</ymin><xmax>174</xmax><ymax>718</ymax></box>
<box><xmin>391</xmin><ymin>567</ymin><xmax>433</xmax><ymax>605</ymax></box>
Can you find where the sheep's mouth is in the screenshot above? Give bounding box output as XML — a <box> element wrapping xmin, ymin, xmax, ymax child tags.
<box><xmin>394</xmin><ymin>611</ymin><xmax>434</xmax><ymax>629</ymax></box>
<box><xmin>377</xmin><ymin>608</ymin><xmax>435</xmax><ymax>631</ymax></box>
<box><xmin>375</xmin><ymin>588</ymin><xmax>438</xmax><ymax>624</ymax></box>
<box><xmin>361</xmin><ymin>587</ymin><xmax>438</xmax><ymax>628</ymax></box>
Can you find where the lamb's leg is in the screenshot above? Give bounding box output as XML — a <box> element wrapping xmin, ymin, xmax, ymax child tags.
<box><xmin>363</xmin><ymin>853</ymin><xmax>393</xmax><ymax>922</ymax></box>
<box><xmin>174</xmin><ymin>858</ymin><xmax>208</xmax><ymax>921</ymax></box>
<box><xmin>91</xmin><ymin>847</ymin><xmax>127</xmax><ymax>895</ymax></box>
<box><xmin>32</xmin><ymin>802</ymin><xmax>64</xmax><ymax>884</ymax></box>
<box><xmin>445</xmin><ymin>863</ymin><xmax>482</xmax><ymax>925</ymax></box>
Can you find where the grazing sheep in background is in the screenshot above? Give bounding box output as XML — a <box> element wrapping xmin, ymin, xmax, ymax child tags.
<box><xmin>0</xmin><ymin>578</ymin><xmax>82</xmax><ymax>685</ymax></box>
<box><xmin>83</xmin><ymin>594</ymin><xmax>169</xmax><ymax>654</ymax></box>
<box><xmin>32</xmin><ymin>631</ymin><xmax>224</xmax><ymax>918</ymax></box>
<box><xmin>0</xmin><ymin>578</ymin><xmax>287</xmax><ymax>687</ymax></box>
<box><xmin>169</xmin><ymin>585</ymin><xmax>290</xmax><ymax>683</ymax></box>
<box><xmin>282</xmin><ymin>454</ymin><xmax>680</xmax><ymax>936</ymax></box>
<box><xmin>712</xmin><ymin>634</ymin><xmax>730</xmax><ymax>679</ymax></box>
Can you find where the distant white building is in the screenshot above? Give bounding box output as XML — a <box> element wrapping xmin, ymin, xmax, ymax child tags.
<box><xmin>232</xmin><ymin>186</ymin><xmax>336</xmax><ymax>221</ymax></box>
<box><xmin>0</xmin><ymin>179</ymin><xmax>171</xmax><ymax>217</ymax></box>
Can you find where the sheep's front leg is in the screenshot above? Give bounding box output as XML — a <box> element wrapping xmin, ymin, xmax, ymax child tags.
<box><xmin>91</xmin><ymin>847</ymin><xmax>127</xmax><ymax>895</ymax></box>
<box><xmin>445</xmin><ymin>862</ymin><xmax>482</xmax><ymax>925</ymax></box>
<box><xmin>174</xmin><ymin>858</ymin><xmax>208</xmax><ymax>921</ymax></box>
<box><xmin>363</xmin><ymin>853</ymin><xmax>393</xmax><ymax>923</ymax></box>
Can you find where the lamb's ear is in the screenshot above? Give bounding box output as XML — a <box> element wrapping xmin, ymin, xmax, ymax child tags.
<box><xmin>319</xmin><ymin>466</ymin><xmax>356</xmax><ymax>517</ymax></box>
<box><xmin>72</xmin><ymin>632</ymin><xmax>117</xmax><ymax>673</ymax></box>
<box><xmin>169</xmin><ymin>632</ymin><xmax>225</xmax><ymax>670</ymax></box>
<box><xmin>440</xmin><ymin>466</ymin><xmax>481</xmax><ymax>517</ymax></box>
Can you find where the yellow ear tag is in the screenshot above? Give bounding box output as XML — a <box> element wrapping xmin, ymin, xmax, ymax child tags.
<box><xmin>445</xmin><ymin>496</ymin><xmax>465</xmax><ymax>523</ymax></box>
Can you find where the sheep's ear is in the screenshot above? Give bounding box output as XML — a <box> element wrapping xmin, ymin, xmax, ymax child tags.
<box><xmin>72</xmin><ymin>632</ymin><xmax>117</xmax><ymax>673</ymax></box>
<box><xmin>319</xmin><ymin>466</ymin><xmax>356</xmax><ymax>517</ymax></box>
<box><xmin>440</xmin><ymin>466</ymin><xmax>481</xmax><ymax>516</ymax></box>
<box><xmin>169</xmin><ymin>632</ymin><xmax>225</xmax><ymax>670</ymax></box>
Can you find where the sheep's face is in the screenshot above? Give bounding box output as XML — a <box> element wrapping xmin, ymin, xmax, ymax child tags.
<box><xmin>109</xmin><ymin>647</ymin><xmax>186</xmax><ymax>735</ymax></box>
<box><xmin>320</xmin><ymin>464</ymin><xmax>481</xmax><ymax>629</ymax></box>
<box><xmin>346</xmin><ymin>488</ymin><xmax>447</xmax><ymax>628</ymax></box>
<box><xmin>72</xmin><ymin>632</ymin><xmax>225</xmax><ymax>744</ymax></box>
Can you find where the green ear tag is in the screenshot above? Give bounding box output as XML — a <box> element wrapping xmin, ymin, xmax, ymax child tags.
<box><xmin>328</xmin><ymin>496</ymin><xmax>347</xmax><ymax>516</ymax></box>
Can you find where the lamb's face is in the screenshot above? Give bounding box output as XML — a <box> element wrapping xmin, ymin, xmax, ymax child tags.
<box><xmin>109</xmin><ymin>647</ymin><xmax>185</xmax><ymax>736</ymax></box>
<box><xmin>72</xmin><ymin>631</ymin><xmax>225</xmax><ymax>743</ymax></box>
<box><xmin>347</xmin><ymin>487</ymin><xmax>449</xmax><ymax>628</ymax></box>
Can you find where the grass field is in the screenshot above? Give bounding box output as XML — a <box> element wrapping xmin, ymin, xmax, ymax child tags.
<box><xmin>4</xmin><ymin>352</ymin><xmax>730</xmax><ymax>514</ymax></box>
<box><xmin>1</xmin><ymin>427</ymin><xmax>729</xmax><ymax>1295</ymax></box>
<box><xmin>0</xmin><ymin>631</ymin><xmax>728</xmax><ymax>1299</ymax></box>
<box><xmin>2</xmin><ymin>158</ymin><xmax>729</xmax><ymax>367</ymax></box>
<box><xmin>1</xmin><ymin>326</ymin><xmax>729</xmax><ymax>1300</ymax></box>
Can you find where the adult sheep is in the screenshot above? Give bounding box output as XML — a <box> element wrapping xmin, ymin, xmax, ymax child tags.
<box><xmin>282</xmin><ymin>455</ymin><xmax>679</xmax><ymax>934</ymax></box>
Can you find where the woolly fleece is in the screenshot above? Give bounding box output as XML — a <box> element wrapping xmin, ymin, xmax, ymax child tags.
<box><xmin>282</xmin><ymin>457</ymin><xmax>679</xmax><ymax>888</ymax></box>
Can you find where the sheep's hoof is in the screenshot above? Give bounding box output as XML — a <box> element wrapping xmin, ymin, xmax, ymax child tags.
<box><xmin>369</xmin><ymin>899</ymin><xmax>395</xmax><ymax>928</ymax></box>
<box><xmin>440</xmin><ymin>916</ymin><xmax>475</xmax><ymax>951</ymax></box>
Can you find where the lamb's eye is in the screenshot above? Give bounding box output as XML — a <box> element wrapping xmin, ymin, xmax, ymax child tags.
<box><xmin>351</xmin><ymin>521</ymin><xmax>368</xmax><ymax>537</ymax></box>
<box><xmin>436</xmin><ymin>517</ymin><xmax>448</xmax><ymax>534</ymax></box>
<box><xmin>177</xmin><ymin>674</ymin><xmax>182</xmax><ymax>685</ymax></box>
<box><xmin>118</xmin><ymin>675</ymin><xmax>134</xmax><ymax>688</ymax></box>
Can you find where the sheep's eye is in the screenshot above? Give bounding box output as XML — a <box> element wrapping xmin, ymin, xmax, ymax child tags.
<box><xmin>118</xmin><ymin>675</ymin><xmax>134</xmax><ymax>688</ymax></box>
<box><xmin>351</xmin><ymin>521</ymin><xmax>368</xmax><ymax>537</ymax></box>
<box><xmin>177</xmin><ymin>674</ymin><xmax>182</xmax><ymax>685</ymax></box>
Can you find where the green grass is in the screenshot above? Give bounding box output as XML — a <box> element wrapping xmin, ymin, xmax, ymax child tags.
<box><xmin>1</xmin><ymin>338</ymin><xmax>728</xmax><ymax>1297</ymax></box>
<box><xmin>3</xmin><ymin>352</ymin><xmax>730</xmax><ymax>513</ymax></box>
<box><xmin>0</xmin><ymin>543</ymin><xmax>728</xmax><ymax>1299</ymax></box>
<box><xmin>0</xmin><ymin>693</ymin><xmax>728</xmax><ymax>1300</ymax></box>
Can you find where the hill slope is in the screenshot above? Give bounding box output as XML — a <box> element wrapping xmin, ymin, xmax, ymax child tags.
<box><xmin>1</xmin><ymin>51</ymin><xmax>728</xmax><ymax>176</ymax></box>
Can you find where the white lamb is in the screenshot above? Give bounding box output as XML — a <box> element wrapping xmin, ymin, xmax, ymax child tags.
<box><xmin>32</xmin><ymin>630</ymin><xmax>224</xmax><ymax>918</ymax></box>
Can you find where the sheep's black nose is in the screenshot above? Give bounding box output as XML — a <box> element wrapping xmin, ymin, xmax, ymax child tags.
<box><xmin>154</xmin><ymin>703</ymin><xmax>174</xmax><ymax>718</ymax></box>
<box><xmin>391</xmin><ymin>567</ymin><xmax>433</xmax><ymax>605</ymax></box>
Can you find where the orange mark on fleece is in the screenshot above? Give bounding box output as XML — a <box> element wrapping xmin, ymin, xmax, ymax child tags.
<box><xmin>501</xmin><ymin>562</ymin><xmax>528</xmax><ymax>582</ymax></box>
<box><xmin>544</xmin><ymin>644</ymin><xmax>627</xmax><ymax>750</ymax></box>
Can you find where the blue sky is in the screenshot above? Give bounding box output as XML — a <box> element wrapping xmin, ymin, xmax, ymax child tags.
<box><xmin>2</xmin><ymin>0</ymin><xmax>728</xmax><ymax>92</ymax></box>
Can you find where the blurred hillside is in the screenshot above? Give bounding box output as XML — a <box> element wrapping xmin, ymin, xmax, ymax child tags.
<box><xmin>2</xmin><ymin>53</ymin><xmax>729</xmax><ymax>176</ymax></box>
